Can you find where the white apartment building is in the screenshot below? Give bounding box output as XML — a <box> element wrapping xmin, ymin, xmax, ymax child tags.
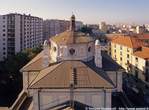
<box><xmin>136</xmin><ymin>25</ymin><xmax>145</xmax><ymax>34</ymax></box>
<box><xmin>0</xmin><ymin>13</ymin><xmax>43</xmax><ymax>61</ymax></box>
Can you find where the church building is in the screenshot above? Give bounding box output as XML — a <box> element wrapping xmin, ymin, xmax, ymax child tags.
<box><xmin>11</xmin><ymin>15</ymin><xmax>123</xmax><ymax>110</ymax></box>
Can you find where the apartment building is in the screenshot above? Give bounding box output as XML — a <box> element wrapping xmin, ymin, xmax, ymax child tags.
<box><xmin>43</xmin><ymin>19</ymin><xmax>69</xmax><ymax>40</ymax></box>
<box><xmin>132</xmin><ymin>47</ymin><xmax>149</xmax><ymax>82</ymax></box>
<box><xmin>109</xmin><ymin>35</ymin><xmax>149</xmax><ymax>82</ymax></box>
<box><xmin>0</xmin><ymin>13</ymin><xmax>43</xmax><ymax>61</ymax></box>
<box><xmin>43</xmin><ymin>19</ymin><xmax>83</xmax><ymax>40</ymax></box>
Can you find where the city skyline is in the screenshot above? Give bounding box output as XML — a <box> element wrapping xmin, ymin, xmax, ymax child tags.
<box><xmin>0</xmin><ymin>0</ymin><xmax>149</xmax><ymax>24</ymax></box>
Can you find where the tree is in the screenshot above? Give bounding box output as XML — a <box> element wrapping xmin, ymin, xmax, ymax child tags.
<box><xmin>79</xmin><ymin>25</ymin><xmax>93</xmax><ymax>35</ymax></box>
<box><xmin>0</xmin><ymin>46</ymin><xmax>42</xmax><ymax>106</ymax></box>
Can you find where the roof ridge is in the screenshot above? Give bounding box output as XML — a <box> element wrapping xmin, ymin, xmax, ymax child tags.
<box><xmin>28</xmin><ymin>71</ymin><xmax>42</xmax><ymax>88</ymax></box>
<box><xmin>83</xmin><ymin>60</ymin><xmax>115</xmax><ymax>86</ymax></box>
<box><xmin>86</xmin><ymin>66</ymin><xmax>113</xmax><ymax>87</ymax></box>
<box><xmin>20</xmin><ymin>51</ymin><xmax>45</xmax><ymax>71</ymax></box>
<box><xmin>30</xmin><ymin>60</ymin><xmax>113</xmax><ymax>89</ymax></box>
<box><xmin>20</xmin><ymin>57</ymin><xmax>42</xmax><ymax>72</ymax></box>
<box><xmin>30</xmin><ymin>62</ymin><xmax>63</xmax><ymax>88</ymax></box>
<box><xmin>82</xmin><ymin>61</ymin><xmax>113</xmax><ymax>87</ymax></box>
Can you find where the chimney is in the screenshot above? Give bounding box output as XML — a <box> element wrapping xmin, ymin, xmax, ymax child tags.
<box><xmin>95</xmin><ymin>39</ymin><xmax>102</xmax><ymax>68</ymax></box>
<box><xmin>42</xmin><ymin>40</ymin><xmax>50</xmax><ymax>68</ymax></box>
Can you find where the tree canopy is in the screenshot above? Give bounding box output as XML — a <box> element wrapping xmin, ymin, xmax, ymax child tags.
<box><xmin>0</xmin><ymin>46</ymin><xmax>42</xmax><ymax>106</ymax></box>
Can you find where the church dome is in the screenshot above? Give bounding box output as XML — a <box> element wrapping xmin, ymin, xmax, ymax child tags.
<box><xmin>49</xmin><ymin>15</ymin><xmax>94</xmax><ymax>62</ymax></box>
<box><xmin>50</xmin><ymin>31</ymin><xmax>93</xmax><ymax>45</ymax></box>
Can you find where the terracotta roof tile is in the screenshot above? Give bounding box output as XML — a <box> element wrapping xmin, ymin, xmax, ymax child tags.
<box><xmin>137</xmin><ymin>34</ymin><xmax>149</xmax><ymax>40</ymax></box>
<box><xmin>133</xmin><ymin>47</ymin><xmax>149</xmax><ymax>59</ymax></box>
<box><xmin>111</xmin><ymin>36</ymin><xmax>143</xmax><ymax>48</ymax></box>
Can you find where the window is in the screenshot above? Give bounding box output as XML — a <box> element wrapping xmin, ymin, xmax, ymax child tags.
<box><xmin>3</xmin><ymin>34</ymin><xmax>5</xmax><ymax>36</ymax></box>
<box><xmin>115</xmin><ymin>55</ymin><xmax>116</xmax><ymax>59</ymax></box>
<box><xmin>146</xmin><ymin>61</ymin><xmax>149</xmax><ymax>66</ymax></box>
<box><xmin>3</xmin><ymin>52</ymin><xmax>6</xmax><ymax>55</ymax></box>
<box><xmin>88</xmin><ymin>46</ymin><xmax>91</xmax><ymax>52</ymax></box>
<box><xmin>3</xmin><ymin>16</ymin><xmax>5</xmax><ymax>19</ymax></box>
<box><xmin>114</xmin><ymin>49</ymin><xmax>116</xmax><ymax>53</ymax></box>
<box><xmin>3</xmin><ymin>29</ymin><xmax>5</xmax><ymax>32</ymax></box>
<box><xmin>120</xmin><ymin>57</ymin><xmax>122</xmax><ymax>61</ymax></box>
<box><xmin>120</xmin><ymin>51</ymin><xmax>122</xmax><ymax>55</ymax></box>
<box><xmin>127</xmin><ymin>54</ymin><xmax>129</xmax><ymax>58</ymax></box>
<box><xmin>135</xmin><ymin>57</ymin><xmax>138</xmax><ymax>62</ymax></box>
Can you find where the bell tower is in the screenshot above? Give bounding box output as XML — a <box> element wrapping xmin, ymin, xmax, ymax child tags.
<box><xmin>70</xmin><ymin>14</ymin><xmax>76</xmax><ymax>31</ymax></box>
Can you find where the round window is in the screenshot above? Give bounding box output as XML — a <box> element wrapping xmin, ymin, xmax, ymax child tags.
<box><xmin>69</xmin><ymin>48</ymin><xmax>75</xmax><ymax>55</ymax></box>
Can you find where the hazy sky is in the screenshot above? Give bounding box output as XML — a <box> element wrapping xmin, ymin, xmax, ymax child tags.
<box><xmin>0</xmin><ymin>0</ymin><xmax>149</xmax><ymax>24</ymax></box>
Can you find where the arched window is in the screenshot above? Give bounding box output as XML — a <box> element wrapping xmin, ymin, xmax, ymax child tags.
<box><xmin>88</xmin><ymin>46</ymin><xmax>91</xmax><ymax>52</ymax></box>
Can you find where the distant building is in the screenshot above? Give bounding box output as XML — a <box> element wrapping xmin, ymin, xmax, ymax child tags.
<box><xmin>0</xmin><ymin>13</ymin><xmax>43</xmax><ymax>61</ymax></box>
<box><xmin>43</xmin><ymin>19</ymin><xmax>69</xmax><ymax>40</ymax></box>
<box><xmin>136</xmin><ymin>25</ymin><xmax>145</xmax><ymax>34</ymax></box>
<box><xmin>75</xmin><ymin>21</ymin><xmax>83</xmax><ymax>30</ymax></box>
<box><xmin>145</xmin><ymin>24</ymin><xmax>149</xmax><ymax>32</ymax></box>
<box><xmin>43</xmin><ymin>19</ymin><xmax>83</xmax><ymax>40</ymax></box>
<box><xmin>11</xmin><ymin>15</ymin><xmax>123</xmax><ymax>110</ymax></box>
<box><xmin>99</xmin><ymin>22</ymin><xmax>108</xmax><ymax>33</ymax></box>
<box><xmin>87</xmin><ymin>24</ymin><xmax>99</xmax><ymax>30</ymax></box>
<box><xmin>109</xmin><ymin>35</ymin><xmax>149</xmax><ymax>82</ymax></box>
